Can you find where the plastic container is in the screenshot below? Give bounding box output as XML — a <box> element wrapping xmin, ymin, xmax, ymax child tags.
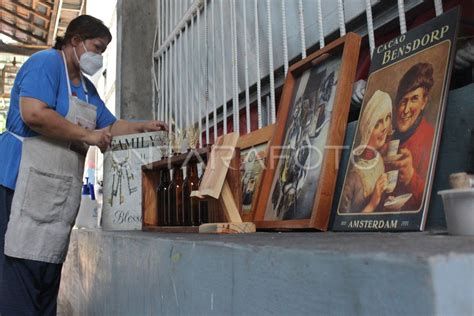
<box><xmin>438</xmin><ymin>188</ymin><xmax>474</xmax><ymax>235</ymax></box>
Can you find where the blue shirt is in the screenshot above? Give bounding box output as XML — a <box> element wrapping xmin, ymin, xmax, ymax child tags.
<box><xmin>0</xmin><ymin>49</ymin><xmax>117</xmax><ymax>189</ymax></box>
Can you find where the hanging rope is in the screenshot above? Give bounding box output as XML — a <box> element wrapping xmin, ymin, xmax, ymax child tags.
<box><xmin>281</xmin><ymin>0</ymin><xmax>289</xmax><ymax>75</ymax></box>
<box><xmin>184</xmin><ymin>23</ymin><xmax>191</xmax><ymax>128</ymax></box>
<box><xmin>366</xmin><ymin>0</ymin><xmax>375</xmax><ymax>57</ymax></box>
<box><xmin>211</xmin><ymin>0</ymin><xmax>217</xmax><ymax>141</ymax></box>
<box><xmin>191</xmin><ymin>15</ymin><xmax>195</xmax><ymax>127</ymax></box>
<box><xmin>316</xmin><ymin>0</ymin><xmax>325</xmax><ymax>48</ymax></box>
<box><xmin>298</xmin><ymin>0</ymin><xmax>306</xmax><ymax>59</ymax></box>
<box><xmin>254</xmin><ymin>0</ymin><xmax>263</xmax><ymax>129</ymax></box>
<box><xmin>205</xmin><ymin>0</ymin><xmax>210</xmax><ymax>144</ymax></box>
<box><xmin>243</xmin><ymin>0</ymin><xmax>251</xmax><ymax>134</ymax></box>
<box><xmin>220</xmin><ymin>0</ymin><xmax>227</xmax><ymax>134</ymax></box>
<box><xmin>398</xmin><ymin>0</ymin><xmax>407</xmax><ymax>34</ymax></box>
<box><xmin>337</xmin><ymin>0</ymin><xmax>346</xmax><ymax>37</ymax></box>
<box><xmin>266</xmin><ymin>0</ymin><xmax>276</xmax><ymax>124</ymax></box>
<box><xmin>197</xmin><ymin>10</ymin><xmax>202</xmax><ymax>136</ymax></box>
<box><xmin>231</xmin><ymin>0</ymin><xmax>239</xmax><ymax>135</ymax></box>
<box><xmin>434</xmin><ymin>0</ymin><xmax>443</xmax><ymax>16</ymax></box>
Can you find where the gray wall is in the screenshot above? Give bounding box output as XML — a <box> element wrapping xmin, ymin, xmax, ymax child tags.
<box><xmin>116</xmin><ymin>0</ymin><xmax>157</xmax><ymax>120</ymax></box>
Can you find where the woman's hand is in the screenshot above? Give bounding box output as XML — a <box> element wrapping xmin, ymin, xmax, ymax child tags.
<box><xmin>83</xmin><ymin>128</ymin><xmax>112</xmax><ymax>152</ymax></box>
<box><xmin>140</xmin><ymin>120</ymin><xmax>168</xmax><ymax>132</ymax></box>
<box><xmin>363</xmin><ymin>173</ymin><xmax>388</xmax><ymax>213</ymax></box>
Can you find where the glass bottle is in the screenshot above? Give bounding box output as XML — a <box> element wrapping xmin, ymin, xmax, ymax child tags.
<box><xmin>198</xmin><ymin>163</ymin><xmax>209</xmax><ymax>224</ymax></box>
<box><xmin>183</xmin><ymin>163</ymin><xmax>200</xmax><ymax>226</ymax></box>
<box><xmin>170</xmin><ymin>166</ymin><xmax>184</xmax><ymax>226</ymax></box>
<box><xmin>167</xmin><ymin>169</ymin><xmax>176</xmax><ymax>226</ymax></box>
<box><xmin>156</xmin><ymin>169</ymin><xmax>170</xmax><ymax>226</ymax></box>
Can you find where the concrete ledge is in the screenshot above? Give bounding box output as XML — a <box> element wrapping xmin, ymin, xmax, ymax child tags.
<box><xmin>59</xmin><ymin>229</ymin><xmax>474</xmax><ymax>315</ymax></box>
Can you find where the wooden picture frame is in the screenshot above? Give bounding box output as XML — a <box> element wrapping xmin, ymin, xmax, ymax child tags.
<box><xmin>253</xmin><ymin>33</ymin><xmax>361</xmax><ymax>230</ymax></box>
<box><xmin>237</xmin><ymin>124</ymin><xmax>275</xmax><ymax>222</ymax></box>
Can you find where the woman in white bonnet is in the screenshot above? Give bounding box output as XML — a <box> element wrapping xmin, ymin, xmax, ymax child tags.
<box><xmin>339</xmin><ymin>90</ymin><xmax>393</xmax><ymax>213</ymax></box>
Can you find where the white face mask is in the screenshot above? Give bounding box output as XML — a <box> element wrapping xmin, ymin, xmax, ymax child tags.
<box><xmin>74</xmin><ymin>41</ymin><xmax>103</xmax><ymax>76</ymax></box>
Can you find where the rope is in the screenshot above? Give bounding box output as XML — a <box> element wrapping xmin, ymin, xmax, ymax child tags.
<box><xmin>366</xmin><ymin>0</ymin><xmax>375</xmax><ymax>57</ymax></box>
<box><xmin>267</xmin><ymin>0</ymin><xmax>276</xmax><ymax>124</ymax></box>
<box><xmin>434</xmin><ymin>0</ymin><xmax>443</xmax><ymax>16</ymax></box>
<box><xmin>298</xmin><ymin>0</ymin><xmax>307</xmax><ymax>58</ymax></box>
<box><xmin>205</xmin><ymin>0</ymin><xmax>210</xmax><ymax>144</ymax></box>
<box><xmin>197</xmin><ymin>10</ymin><xmax>202</xmax><ymax>135</ymax></box>
<box><xmin>243</xmin><ymin>0</ymin><xmax>251</xmax><ymax>133</ymax></box>
<box><xmin>398</xmin><ymin>0</ymin><xmax>407</xmax><ymax>34</ymax></box>
<box><xmin>191</xmin><ymin>15</ymin><xmax>195</xmax><ymax>126</ymax></box>
<box><xmin>282</xmin><ymin>0</ymin><xmax>289</xmax><ymax>75</ymax></box>
<box><xmin>317</xmin><ymin>0</ymin><xmax>325</xmax><ymax>48</ymax></box>
<box><xmin>211</xmin><ymin>0</ymin><xmax>217</xmax><ymax>141</ymax></box>
<box><xmin>220</xmin><ymin>0</ymin><xmax>227</xmax><ymax>134</ymax></box>
<box><xmin>231</xmin><ymin>0</ymin><xmax>239</xmax><ymax>135</ymax></box>
<box><xmin>254</xmin><ymin>0</ymin><xmax>262</xmax><ymax>129</ymax></box>
<box><xmin>337</xmin><ymin>0</ymin><xmax>346</xmax><ymax>37</ymax></box>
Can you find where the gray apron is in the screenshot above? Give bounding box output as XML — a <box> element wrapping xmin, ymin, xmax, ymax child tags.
<box><xmin>4</xmin><ymin>51</ymin><xmax>97</xmax><ymax>264</ymax></box>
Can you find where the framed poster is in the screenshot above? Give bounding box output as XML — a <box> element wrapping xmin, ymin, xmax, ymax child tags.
<box><xmin>237</xmin><ymin>124</ymin><xmax>275</xmax><ymax>222</ymax></box>
<box><xmin>253</xmin><ymin>33</ymin><xmax>361</xmax><ymax>230</ymax></box>
<box><xmin>333</xmin><ymin>7</ymin><xmax>460</xmax><ymax>231</ymax></box>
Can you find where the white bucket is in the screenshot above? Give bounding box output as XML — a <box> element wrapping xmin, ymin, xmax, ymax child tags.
<box><xmin>438</xmin><ymin>188</ymin><xmax>474</xmax><ymax>235</ymax></box>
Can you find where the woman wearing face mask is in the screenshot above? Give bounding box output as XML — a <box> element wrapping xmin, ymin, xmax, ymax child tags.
<box><xmin>0</xmin><ymin>15</ymin><xmax>167</xmax><ymax>314</ymax></box>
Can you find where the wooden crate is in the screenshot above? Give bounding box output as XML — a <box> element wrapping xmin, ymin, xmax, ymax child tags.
<box><xmin>141</xmin><ymin>146</ymin><xmax>241</xmax><ymax>233</ymax></box>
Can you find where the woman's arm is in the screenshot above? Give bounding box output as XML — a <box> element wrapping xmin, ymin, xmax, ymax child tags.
<box><xmin>109</xmin><ymin>119</ymin><xmax>168</xmax><ymax>136</ymax></box>
<box><xmin>20</xmin><ymin>96</ymin><xmax>112</xmax><ymax>152</ymax></box>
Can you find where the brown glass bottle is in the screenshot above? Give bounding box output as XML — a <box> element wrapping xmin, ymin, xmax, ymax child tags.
<box><xmin>183</xmin><ymin>163</ymin><xmax>200</xmax><ymax>226</ymax></box>
<box><xmin>198</xmin><ymin>164</ymin><xmax>209</xmax><ymax>224</ymax></box>
<box><xmin>169</xmin><ymin>166</ymin><xmax>184</xmax><ymax>226</ymax></box>
<box><xmin>156</xmin><ymin>169</ymin><xmax>170</xmax><ymax>226</ymax></box>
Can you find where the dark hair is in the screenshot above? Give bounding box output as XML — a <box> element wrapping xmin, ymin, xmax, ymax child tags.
<box><xmin>53</xmin><ymin>15</ymin><xmax>112</xmax><ymax>49</ymax></box>
<box><xmin>395</xmin><ymin>62</ymin><xmax>434</xmax><ymax>106</ymax></box>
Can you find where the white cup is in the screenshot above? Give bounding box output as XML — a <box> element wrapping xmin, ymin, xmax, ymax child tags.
<box><xmin>385</xmin><ymin>170</ymin><xmax>399</xmax><ymax>193</ymax></box>
<box><xmin>387</xmin><ymin>139</ymin><xmax>400</xmax><ymax>157</ymax></box>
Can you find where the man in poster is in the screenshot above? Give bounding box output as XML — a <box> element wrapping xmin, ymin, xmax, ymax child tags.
<box><xmin>389</xmin><ymin>62</ymin><xmax>435</xmax><ymax>211</ymax></box>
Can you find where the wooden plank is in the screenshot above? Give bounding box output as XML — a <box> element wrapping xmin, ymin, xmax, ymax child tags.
<box><xmin>0</xmin><ymin>19</ymin><xmax>47</xmax><ymax>43</ymax></box>
<box><xmin>11</xmin><ymin>0</ymin><xmax>51</xmax><ymax>22</ymax></box>
<box><xmin>226</xmin><ymin>147</ymin><xmax>242</xmax><ymax>216</ymax></box>
<box><xmin>199</xmin><ymin>222</ymin><xmax>256</xmax><ymax>234</ymax></box>
<box><xmin>0</xmin><ymin>7</ymin><xmax>49</xmax><ymax>33</ymax></box>
<box><xmin>219</xmin><ymin>180</ymin><xmax>242</xmax><ymax>223</ymax></box>
<box><xmin>142</xmin><ymin>170</ymin><xmax>160</xmax><ymax>227</ymax></box>
<box><xmin>46</xmin><ymin>0</ymin><xmax>61</xmax><ymax>46</ymax></box>
<box><xmin>191</xmin><ymin>132</ymin><xmax>239</xmax><ymax>199</ymax></box>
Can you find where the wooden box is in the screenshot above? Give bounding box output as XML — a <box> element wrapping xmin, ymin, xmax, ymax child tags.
<box><xmin>141</xmin><ymin>146</ymin><xmax>241</xmax><ymax>233</ymax></box>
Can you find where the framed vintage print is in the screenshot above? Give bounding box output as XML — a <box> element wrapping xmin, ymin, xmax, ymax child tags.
<box><xmin>237</xmin><ymin>124</ymin><xmax>275</xmax><ymax>222</ymax></box>
<box><xmin>253</xmin><ymin>33</ymin><xmax>361</xmax><ymax>230</ymax></box>
<box><xmin>333</xmin><ymin>8</ymin><xmax>460</xmax><ymax>231</ymax></box>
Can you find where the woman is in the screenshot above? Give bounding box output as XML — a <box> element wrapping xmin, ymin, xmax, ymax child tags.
<box><xmin>339</xmin><ymin>90</ymin><xmax>392</xmax><ymax>213</ymax></box>
<box><xmin>0</xmin><ymin>15</ymin><xmax>166</xmax><ymax>314</ymax></box>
